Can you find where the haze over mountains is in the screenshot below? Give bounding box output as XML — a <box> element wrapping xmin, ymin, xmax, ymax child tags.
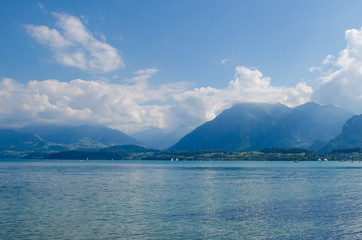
<box><xmin>169</xmin><ymin>102</ymin><xmax>354</xmax><ymax>151</ymax></box>
<box><xmin>130</xmin><ymin>126</ymin><xmax>193</xmax><ymax>150</ymax></box>
<box><xmin>19</xmin><ymin>125</ymin><xmax>141</xmax><ymax>148</ymax></box>
<box><xmin>1</xmin><ymin>102</ymin><xmax>362</xmax><ymax>158</ymax></box>
<box><xmin>0</xmin><ymin>125</ymin><xmax>141</xmax><ymax>158</ymax></box>
<box><xmin>322</xmin><ymin>114</ymin><xmax>362</xmax><ymax>152</ymax></box>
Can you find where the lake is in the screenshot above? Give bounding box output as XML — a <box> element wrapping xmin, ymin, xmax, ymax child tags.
<box><xmin>0</xmin><ymin>160</ymin><xmax>361</xmax><ymax>239</ymax></box>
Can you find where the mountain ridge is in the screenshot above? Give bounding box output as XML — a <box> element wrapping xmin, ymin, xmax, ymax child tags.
<box><xmin>322</xmin><ymin>114</ymin><xmax>362</xmax><ymax>152</ymax></box>
<box><xmin>19</xmin><ymin>124</ymin><xmax>142</xmax><ymax>147</ymax></box>
<box><xmin>0</xmin><ymin>125</ymin><xmax>143</xmax><ymax>158</ymax></box>
<box><xmin>170</xmin><ymin>102</ymin><xmax>354</xmax><ymax>151</ymax></box>
<box><xmin>0</xmin><ymin>102</ymin><xmax>360</xmax><ymax>158</ymax></box>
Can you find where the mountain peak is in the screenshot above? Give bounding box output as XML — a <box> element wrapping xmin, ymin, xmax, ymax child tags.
<box><xmin>295</xmin><ymin>102</ymin><xmax>320</xmax><ymax>109</ymax></box>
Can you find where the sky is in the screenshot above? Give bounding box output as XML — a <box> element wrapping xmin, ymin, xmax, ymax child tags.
<box><xmin>1</xmin><ymin>0</ymin><xmax>362</xmax><ymax>134</ymax></box>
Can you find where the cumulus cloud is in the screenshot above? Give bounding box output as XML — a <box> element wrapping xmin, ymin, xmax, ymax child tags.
<box><xmin>322</xmin><ymin>54</ymin><xmax>335</xmax><ymax>65</ymax></box>
<box><xmin>309</xmin><ymin>55</ymin><xmax>336</xmax><ymax>73</ymax></box>
<box><xmin>309</xmin><ymin>66</ymin><xmax>322</xmax><ymax>73</ymax></box>
<box><xmin>171</xmin><ymin>66</ymin><xmax>312</xmax><ymax>126</ymax></box>
<box><xmin>313</xmin><ymin>27</ymin><xmax>362</xmax><ymax>114</ymax></box>
<box><xmin>0</xmin><ymin>66</ymin><xmax>312</xmax><ymax>133</ymax></box>
<box><xmin>25</xmin><ymin>13</ymin><xmax>124</xmax><ymax>73</ymax></box>
<box><xmin>0</xmin><ymin>69</ymin><xmax>189</xmax><ymax>133</ymax></box>
<box><xmin>220</xmin><ymin>58</ymin><xmax>232</xmax><ymax>64</ymax></box>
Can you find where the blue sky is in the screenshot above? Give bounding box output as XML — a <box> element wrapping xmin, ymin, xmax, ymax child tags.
<box><xmin>1</xmin><ymin>0</ymin><xmax>362</xmax><ymax>133</ymax></box>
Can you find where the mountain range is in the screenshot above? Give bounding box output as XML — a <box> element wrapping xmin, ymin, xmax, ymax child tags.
<box><xmin>19</xmin><ymin>124</ymin><xmax>141</xmax><ymax>148</ymax></box>
<box><xmin>0</xmin><ymin>125</ymin><xmax>141</xmax><ymax>158</ymax></box>
<box><xmin>169</xmin><ymin>102</ymin><xmax>354</xmax><ymax>151</ymax></box>
<box><xmin>1</xmin><ymin>102</ymin><xmax>362</xmax><ymax>158</ymax></box>
<box><xmin>130</xmin><ymin>125</ymin><xmax>192</xmax><ymax>150</ymax></box>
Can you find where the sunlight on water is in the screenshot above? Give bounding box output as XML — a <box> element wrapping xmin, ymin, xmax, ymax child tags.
<box><xmin>0</xmin><ymin>160</ymin><xmax>361</xmax><ymax>239</ymax></box>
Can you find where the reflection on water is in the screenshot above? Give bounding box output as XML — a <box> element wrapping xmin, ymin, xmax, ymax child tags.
<box><xmin>0</xmin><ymin>160</ymin><xmax>361</xmax><ymax>239</ymax></box>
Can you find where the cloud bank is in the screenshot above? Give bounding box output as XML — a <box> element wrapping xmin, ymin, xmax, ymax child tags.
<box><xmin>172</xmin><ymin>66</ymin><xmax>312</xmax><ymax>127</ymax></box>
<box><xmin>25</xmin><ymin>13</ymin><xmax>124</xmax><ymax>73</ymax></box>
<box><xmin>0</xmin><ymin>67</ymin><xmax>312</xmax><ymax>133</ymax></box>
<box><xmin>15</xmin><ymin>14</ymin><xmax>362</xmax><ymax>133</ymax></box>
<box><xmin>313</xmin><ymin>27</ymin><xmax>362</xmax><ymax>113</ymax></box>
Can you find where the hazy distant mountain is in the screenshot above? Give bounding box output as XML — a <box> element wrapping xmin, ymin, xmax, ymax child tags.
<box><xmin>19</xmin><ymin>125</ymin><xmax>70</xmax><ymax>138</ymax></box>
<box><xmin>0</xmin><ymin>129</ymin><xmax>45</xmax><ymax>151</ymax></box>
<box><xmin>0</xmin><ymin>125</ymin><xmax>143</xmax><ymax>158</ymax></box>
<box><xmin>170</xmin><ymin>102</ymin><xmax>292</xmax><ymax>151</ymax></box>
<box><xmin>100</xmin><ymin>145</ymin><xmax>159</xmax><ymax>153</ymax></box>
<box><xmin>322</xmin><ymin>114</ymin><xmax>362</xmax><ymax>152</ymax></box>
<box><xmin>169</xmin><ymin>102</ymin><xmax>353</xmax><ymax>151</ymax></box>
<box><xmin>267</xmin><ymin>102</ymin><xmax>353</xmax><ymax>150</ymax></box>
<box><xmin>0</xmin><ymin>129</ymin><xmax>67</xmax><ymax>158</ymax></box>
<box><xmin>131</xmin><ymin>126</ymin><xmax>193</xmax><ymax>149</ymax></box>
<box><xmin>19</xmin><ymin>124</ymin><xmax>142</xmax><ymax>149</ymax></box>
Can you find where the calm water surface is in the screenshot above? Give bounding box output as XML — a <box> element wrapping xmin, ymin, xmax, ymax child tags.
<box><xmin>0</xmin><ymin>160</ymin><xmax>361</xmax><ymax>239</ymax></box>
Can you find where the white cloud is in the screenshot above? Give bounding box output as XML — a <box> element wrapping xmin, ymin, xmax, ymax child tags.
<box><xmin>0</xmin><ymin>66</ymin><xmax>312</xmax><ymax>133</ymax></box>
<box><xmin>25</xmin><ymin>12</ymin><xmax>124</xmax><ymax>73</ymax></box>
<box><xmin>309</xmin><ymin>66</ymin><xmax>322</xmax><ymax>73</ymax></box>
<box><xmin>0</xmin><ymin>68</ymin><xmax>189</xmax><ymax>133</ymax></box>
<box><xmin>171</xmin><ymin>66</ymin><xmax>313</xmax><ymax>127</ymax></box>
<box><xmin>322</xmin><ymin>54</ymin><xmax>335</xmax><ymax>65</ymax></box>
<box><xmin>132</xmin><ymin>68</ymin><xmax>159</xmax><ymax>83</ymax></box>
<box><xmin>0</xmin><ymin>79</ymin><xmax>158</xmax><ymax>132</ymax></box>
<box><xmin>313</xmin><ymin>27</ymin><xmax>362</xmax><ymax>114</ymax></box>
<box><xmin>229</xmin><ymin>66</ymin><xmax>271</xmax><ymax>89</ymax></box>
<box><xmin>309</xmin><ymin>55</ymin><xmax>336</xmax><ymax>73</ymax></box>
<box><xmin>25</xmin><ymin>25</ymin><xmax>71</xmax><ymax>49</ymax></box>
<box><xmin>220</xmin><ymin>58</ymin><xmax>232</xmax><ymax>64</ymax></box>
